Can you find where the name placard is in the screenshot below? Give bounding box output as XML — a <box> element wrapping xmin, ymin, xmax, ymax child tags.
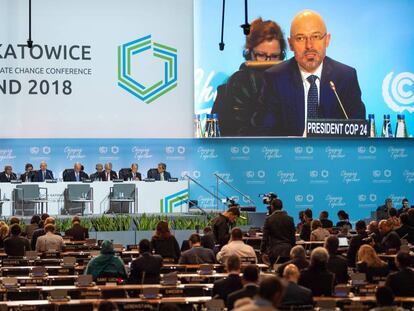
<box><xmin>307</xmin><ymin>119</ymin><xmax>368</xmax><ymax>138</ymax></box>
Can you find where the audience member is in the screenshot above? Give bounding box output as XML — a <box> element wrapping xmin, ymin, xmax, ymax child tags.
<box><xmin>357</xmin><ymin>244</ymin><xmax>389</xmax><ymax>283</ymax></box>
<box><xmin>129</xmin><ymin>239</ymin><xmax>163</xmax><ymax>284</ymax></box>
<box><xmin>310</xmin><ymin>219</ymin><xmax>330</xmax><ymax>241</ymax></box>
<box><xmin>36</xmin><ymin>224</ymin><xmax>64</xmax><ymax>252</ymax></box>
<box><xmin>217</xmin><ymin>228</ymin><xmax>257</xmax><ymax>263</ymax></box>
<box><xmin>179</xmin><ymin>233</ymin><xmax>215</xmax><ymax>264</ymax></box>
<box><xmin>376</xmin><ymin>219</ymin><xmax>401</xmax><ymax>253</ymax></box>
<box><xmin>370</xmin><ymin>286</ymin><xmax>405</xmax><ymax>311</ymax></box>
<box><xmin>277</xmin><ymin>245</ymin><xmax>309</xmax><ymax>277</ymax></box>
<box><xmin>212</xmin><ymin>255</ymin><xmax>243</xmax><ymax>302</ymax></box>
<box><xmin>397</xmin><ymin>198</ymin><xmax>410</xmax><ymax>215</ymax></box>
<box><xmin>299</xmin><ymin>209</ymin><xmax>313</xmax><ymax>241</ymax></box>
<box><xmin>319</xmin><ymin>211</ymin><xmax>333</xmax><ymax>229</ymax></box>
<box><xmin>234</xmin><ymin>276</ymin><xmax>285</xmax><ymax>311</ymax></box>
<box><xmin>212</xmin><ymin>207</ymin><xmax>240</xmax><ymax>248</ymax></box>
<box><xmin>298</xmin><ymin>247</ymin><xmax>334</xmax><ymax>296</ymax></box>
<box><xmin>151</xmin><ymin>221</ymin><xmax>181</xmax><ymax>262</ymax></box>
<box><xmin>388</xmin><ymin>207</ymin><xmax>401</xmax><ymax>228</ymax></box>
<box><xmin>280</xmin><ymin>264</ymin><xmax>313</xmax><ymax>307</ymax></box>
<box><xmin>347</xmin><ymin>220</ymin><xmax>368</xmax><ymax>267</ymax></box>
<box><xmin>201</xmin><ymin>226</ymin><xmax>216</xmax><ymax>250</ymax></box>
<box><xmin>325</xmin><ymin>235</ymin><xmax>349</xmax><ymax>284</ymax></box>
<box><xmin>85</xmin><ymin>240</ymin><xmax>127</xmax><ymax>281</ymax></box>
<box><xmin>31</xmin><ymin>216</ymin><xmax>55</xmax><ymax>250</ymax></box>
<box><xmin>368</xmin><ymin>220</ymin><xmax>382</xmax><ymax>244</ymax></box>
<box><xmin>376</xmin><ymin>198</ymin><xmax>393</xmax><ymax>222</ymax></box>
<box><xmin>336</xmin><ymin>210</ymin><xmax>352</xmax><ymax>229</ymax></box>
<box><xmin>0</xmin><ymin>223</ymin><xmax>9</xmax><ymax>248</ymax></box>
<box><xmin>23</xmin><ymin>215</ymin><xmax>41</xmax><ymax>240</ymax></box>
<box><xmin>395</xmin><ymin>213</ymin><xmax>414</xmax><ymax>244</ymax></box>
<box><xmin>385</xmin><ymin>251</ymin><xmax>414</xmax><ymax>296</ymax></box>
<box><xmin>227</xmin><ymin>264</ymin><xmax>260</xmax><ymax>310</ymax></box>
<box><xmin>65</xmin><ymin>216</ymin><xmax>89</xmax><ymax>241</ymax></box>
<box><xmin>4</xmin><ymin>224</ymin><xmax>30</xmax><ymax>257</ymax></box>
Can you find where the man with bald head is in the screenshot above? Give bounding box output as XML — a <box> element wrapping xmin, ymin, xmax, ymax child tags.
<box><xmin>63</xmin><ymin>162</ymin><xmax>89</xmax><ymax>182</ymax></box>
<box><xmin>255</xmin><ymin>9</ymin><xmax>365</xmax><ymax>136</ymax></box>
<box><xmin>280</xmin><ymin>264</ymin><xmax>313</xmax><ymax>307</ymax></box>
<box><xmin>375</xmin><ymin>219</ymin><xmax>401</xmax><ymax>253</ymax></box>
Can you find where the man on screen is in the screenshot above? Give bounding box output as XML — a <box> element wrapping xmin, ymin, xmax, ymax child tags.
<box><xmin>254</xmin><ymin>10</ymin><xmax>366</xmax><ymax>136</ymax></box>
<box><xmin>33</xmin><ymin>161</ymin><xmax>54</xmax><ymax>182</ymax></box>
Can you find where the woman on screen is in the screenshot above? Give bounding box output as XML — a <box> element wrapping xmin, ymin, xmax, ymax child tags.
<box><xmin>212</xmin><ymin>17</ymin><xmax>286</xmax><ymax>136</ymax></box>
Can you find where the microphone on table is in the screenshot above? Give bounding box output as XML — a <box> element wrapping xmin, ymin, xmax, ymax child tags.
<box><xmin>329</xmin><ymin>81</ymin><xmax>349</xmax><ymax>119</ymax></box>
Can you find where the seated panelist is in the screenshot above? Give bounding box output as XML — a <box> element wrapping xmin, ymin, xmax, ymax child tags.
<box><xmin>90</xmin><ymin>163</ymin><xmax>104</xmax><ymax>181</ymax></box>
<box><xmin>64</xmin><ymin>162</ymin><xmax>89</xmax><ymax>182</ymax></box>
<box><xmin>20</xmin><ymin>163</ymin><xmax>34</xmax><ymax>182</ymax></box>
<box><xmin>33</xmin><ymin>161</ymin><xmax>54</xmax><ymax>182</ymax></box>
<box><xmin>103</xmin><ymin>162</ymin><xmax>118</xmax><ymax>181</ymax></box>
<box><xmin>124</xmin><ymin>163</ymin><xmax>142</xmax><ymax>181</ymax></box>
<box><xmin>147</xmin><ymin>162</ymin><xmax>171</xmax><ymax>181</ymax></box>
<box><xmin>0</xmin><ymin>165</ymin><xmax>17</xmax><ymax>182</ymax></box>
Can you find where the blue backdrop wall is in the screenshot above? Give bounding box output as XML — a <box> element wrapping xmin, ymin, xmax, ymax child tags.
<box><xmin>0</xmin><ymin>138</ymin><xmax>413</xmax><ymax>223</ymax></box>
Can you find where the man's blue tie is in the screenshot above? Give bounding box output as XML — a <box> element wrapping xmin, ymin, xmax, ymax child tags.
<box><xmin>307</xmin><ymin>75</ymin><xmax>319</xmax><ymax>119</ymax></box>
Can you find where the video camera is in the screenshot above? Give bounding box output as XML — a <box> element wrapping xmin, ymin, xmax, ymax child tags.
<box><xmin>258</xmin><ymin>192</ymin><xmax>278</xmax><ymax>205</ymax></box>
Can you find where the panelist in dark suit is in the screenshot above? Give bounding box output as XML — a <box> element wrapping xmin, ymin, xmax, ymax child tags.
<box><xmin>33</xmin><ymin>161</ymin><xmax>54</xmax><ymax>182</ymax></box>
<box><xmin>0</xmin><ymin>165</ymin><xmax>17</xmax><ymax>182</ymax></box>
<box><xmin>147</xmin><ymin>163</ymin><xmax>171</xmax><ymax>181</ymax></box>
<box><xmin>124</xmin><ymin>163</ymin><xmax>142</xmax><ymax>181</ymax></box>
<box><xmin>90</xmin><ymin>163</ymin><xmax>104</xmax><ymax>181</ymax></box>
<box><xmin>103</xmin><ymin>162</ymin><xmax>118</xmax><ymax>181</ymax></box>
<box><xmin>64</xmin><ymin>162</ymin><xmax>89</xmax><ymax>182</ymax></box>
<box><xmin>254</xmin><ymin>10</ymin><xmax>365</xmax><ymax>136</ymax></box>
<box><xmin>20</xmin><ymin>163</ymin><xmax>34</xmax><ymax>182</ymax></box>
<box><xmin>129</xmin><ymin>239</ymin><xmax>163</xmax><ymax>284</ymax></box>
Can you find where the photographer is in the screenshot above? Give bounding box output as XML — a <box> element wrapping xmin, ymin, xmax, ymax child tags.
<box><xmin>260</xmin><ymin>198</ymin><xmax>295</xmax><ymax>265</ymax></box>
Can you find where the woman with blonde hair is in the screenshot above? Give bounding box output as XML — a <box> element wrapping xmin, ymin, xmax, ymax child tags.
<box><xmin>0</xmin><ymin>223</ymin><xmax>9</xmax><ymax>248</ymax></box>
<box><xmin>356</xmin><ymin>244</ymin><xmax>389</xmax><ymax>283</ymax></box>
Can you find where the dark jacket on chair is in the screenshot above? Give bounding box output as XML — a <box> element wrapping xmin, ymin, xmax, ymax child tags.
<box><xmin>212</xmin><ymin>273</ymin><xmax>243</xmax><ymax>302</ymax></box>
<box><xmin>280</xmin><ymin>281</ymin><xmax>314</xmax><ymax>307</ymax></box>
<box><xmin>129</xmin><ymin>252</ymin><xmax>163</xmax><ymax>284</ymax></box>
<box><xmin>298</xmin><ymin>265</ymin><xmax>335</xmax><ymax>296</ymax></box>
<box><xmin>178</xmin><ymin>246</ymin><xmax>216</xmax><ymax>264</ymax></box>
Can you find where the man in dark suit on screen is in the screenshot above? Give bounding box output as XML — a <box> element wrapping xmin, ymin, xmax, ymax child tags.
<box><xmin>33</xmin><ymin>161</ymin><xmax>54</xmax><ymax>182</ymax></box>
<box><xmin>254</xmin><ymin>10</ymin><xmax>365</xmax><ymax>136</ymax></box>
<box><xmin>64</xmin><ymin>162</ymin><xmax>89</xmax><ymax>182</ymax></box>
<box><xmin>0</xmin><ymin>165</ymin><xmax>17</xmax><ymax>182</ymax></box>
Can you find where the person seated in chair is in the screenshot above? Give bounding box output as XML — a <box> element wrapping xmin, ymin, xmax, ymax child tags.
<box><xmin>227</xmin><ymin>264</ymin><xmax>260</xmax><ymax>310</ymax></box>
<box><xmin>20</xmin><ymin>163</ymin><xmax>34</xmax><ymax>182</ymax></box>
<box><xmin>179</xmin><ymin>233</ymin><xmax>216</xmax><ymax>264</ymax></box>
<box><xmin>85</xmin><ymin>240</ymin><xmax>127</xmax><ymax>281</ymax></box>
<box><xmin>217</xmin><ymin>227</ymin><xmax>257</xmax><ymax>264</ymax></box>
<box><xmin>124</xmin><ymin>163</ymin><xmax>142</xmax><ymax>181</ymax></box>
<box><xmin>90</xmin><ymin>163</ymin><xmax>104</xmax><ymax>181</ymax></box>
<box><xmin>33</xmin><ymin>161</ymin><xmax>54</xmax><ymax>182</ymax></box>
<box><xmin>0</xmin><ymin>165</ymin><xmax>17</xmax><ymax>182</ymax></box>
<box><xmin>212</xmin><ymin>255</ymin><xmax>243</xmax><ymax>302</ymax></box>
<box><xmin>4</xmin><ymin>224</ymin><xmax>30</xmax><ymax>257</ymax></box>
<box><xmin>65</xmin><ymin>216</ymin><xmax>89</xmax><ymax>241</ymax></box>
<box><xmin>103</xmin><ymin>162</ymin><xmax>118</xmax><ymax>181</ymax></box>
<box><xmin>63</xmin><ymin>162</ymin><xmax>89</xmax><ymax>182</ymax></box>
<box><xmin>129</xmin><ymin>239</ymin><xmax>163</xmax><ymax>284</ymax></box>
<box><xmin>147</xmin><ymin>163</ymin><xmax>171</xmax><ymax>181</ymax></box>
<box><xmin>280</xmin><ymin>264</ymin><xmax>313</xmax><ymax>307</ymax></box>
<box><xmin>385</xmin><ymin>251</ymin><xmax>414</xmax><ymax>296</ymax></box>
<box><xmin>150</xmin><ymin>221</ymin><xmax>181</xmax><ymax>263</ymax></box>
<box><xmin>35</xmin><ymin>224</ymin><xmax>65</xmax><ymax>253</ymax></box>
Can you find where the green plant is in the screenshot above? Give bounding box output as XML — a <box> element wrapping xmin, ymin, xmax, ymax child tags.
<box><xmin>91</xmin><ymin>215</ymin><xmax>131</xmax><ymax>231</ymax></box>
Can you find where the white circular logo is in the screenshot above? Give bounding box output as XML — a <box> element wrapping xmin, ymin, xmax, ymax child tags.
<box><xmin>111</xmin><ymin>146</ymin><xmax>119</xmax><ymax>154</ymax></box>
<box><xmin>384</xmin><ymin>169</ymin><xmax>392</xmax><ymax>178</ymax></box>
<box><xmin>294</xmin><ymin>147</ymin><xmax>303</xmax><ymax>154</ymax></box>
<box><xmin>383</xmin><ymin>71</ymin><xmax>414</xmax><ymax>112</ymax></box>
<box><xmin>305</xmin><ymin>146</ymin><xmax>314</xmax><ymax>154</ymax></box>
<box><xmin>193</xmin><ymin>170</ymin><xmax>201</xmax><ymax>179</ymax></box>
<box><xmin>306</xmin><ymin>194</ymin><xmax>314</xmax><ymax>202</ymax></box>
<box><xmin>43</xmin><ymin>146</ymin><xmax>51</xmax><ymax>154</ymax></box>
<box><xmin>99</xmin><ymin>146</ymin><xmax>108</xmax><ymax>154</ymax></box>
<box><xmin>242</xmin><ymin>146</ymin><xmax>250</xmax><ymax>154</ymax></box>
<box><xmin>230</xmin><ymin>147</ymin><xmax>239</xmax><ymax>154</ymax></box>
<box><xmin>177</xmin><ymin>146</ymin><xmax>186</xmax><ymax>154</ymax></box>
<box><xmin>295</xmin><ymin>195</ymin><xmax>303</xmax><ymax>202</ymax></box>
<box><xmin>30</xmin><ymin>147</ymin><xmax>39</xmax><ymax>155</ymax></box>
<box><xmin>257</xmin><ymin>170</ymin><xmax>266</xmax><ymax>178</ymax></box>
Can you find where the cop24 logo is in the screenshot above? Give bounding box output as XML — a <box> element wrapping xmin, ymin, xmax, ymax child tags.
<box><xmin>99</xmin><ymin>146</ymin><xmax>119</xmax><ymax>155</ymax></box>
<box><xmin>383</xmin><ymin>72</ymin><xmax>414</xmax><ymax>113</ymax></box>
<box><xmin>64</xmin><ymin>147</ymin><xmax>85</xmax><ymax>161</ymax></box>
<box><xmin>30</xmin><ymin>146</ymin><xmax>51</xmax><ymax>155</ymax></box>
<box><xmin>117</xmin><ymin>35</ymin><xmax>177</xmax><ymax>103</ymax></box>
<box><xmin>0</xmin><ymin>149</ymin><xmax>15</xmax><ymax>161</ymax></box>
<box><xmin>131</xmin><ymin>147</ymin><xmax>152</xmax><ymax>160</ymax></box>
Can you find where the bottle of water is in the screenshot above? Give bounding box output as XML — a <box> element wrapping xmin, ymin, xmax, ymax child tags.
<box><xmin>212</xmin><ymin>113</ymin><xmax>221</xmax><ymax>137</ymax></box>
<box><xmin>381</xmin><ymin>114</ymin><xmax>393</xmax><ymax>138</ymax></box>
<box><xmin>368</xmin><ymin>114</ymin><xmax>376</xmax><ymax>138</ymax></box>
<box><xmin>395</xmin><ymin>114</ymin><xmax>408</xmax><ymax>138</ymax></box>
<box><xmin>194</xmin><ymin>114</ymin><xmax>203</xmax><ymax>138</ymax></box>
<box><xmin>204</xmin><ymin>114</ymin><xmax>214</xmax><ymax>138</ymax></box>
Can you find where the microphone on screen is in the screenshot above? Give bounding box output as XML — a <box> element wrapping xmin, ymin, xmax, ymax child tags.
<box><xmin>329</xmin><ymin>81</ymin><xmax>349</xmax><ymax>119</ymax></box>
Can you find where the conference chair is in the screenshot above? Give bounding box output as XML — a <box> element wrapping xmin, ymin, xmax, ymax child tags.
<box><xmin>13</xmin><ymin>184</ymin><xmax>48</xmax><ymax>216</ymax></box>
<box><xmin>107</xmin><ymin>183</ymin><xmax>136</xmax><ymax>213</ymax></box>
<box><xmin>64</xmin><ymin>184</ymin><xmax>94</xmax><ymax>215</ymax></box>
<box><xmin>62</xmin><ymin>169</ymin><xmax>74</xmax><ymax>181</ymax></box>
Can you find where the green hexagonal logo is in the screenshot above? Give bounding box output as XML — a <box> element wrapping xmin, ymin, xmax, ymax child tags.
<box><xmin>117</xmin><ymin>35</ymin><xmax>178</xmax><ymax>104</ymax></box>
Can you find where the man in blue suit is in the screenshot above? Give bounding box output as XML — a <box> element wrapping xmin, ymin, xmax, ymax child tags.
<box><xmin>33</xmin><ymin>161</ymin><xmax>54</xmax><ymax>182</ymax></box>
<box><xmin>255</xmin><ymin>10</ymin><xmax>365</xmax><ymax>136</ymax></box>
